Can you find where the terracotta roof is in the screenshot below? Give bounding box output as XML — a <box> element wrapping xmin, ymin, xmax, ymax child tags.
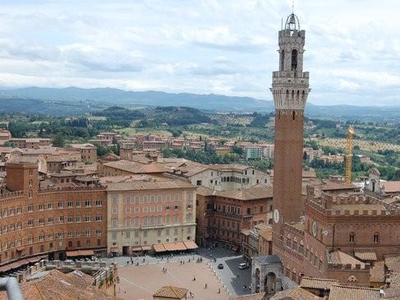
<box><xmin>270</xmin><ymin>286</ymin><xmax>321</xmax><ymax>300</ymax></box>
<box><xmin>0</xmin><ymin>269</ymin><xmax>114</xmax><ymax>300</ymax></box>
<box><xmin>331</xmin><ymin>204</ymin><xmax>386</xmax><ymax>214</ymax></box>
<box><xmin>103</xmin><ymin>159</ymin><xmax>146</xmax><ymax>173</ymax></box>
<box><xmin>139</xmin><ymin>161</ymin><xmax>167</xmax><ymax>173</ymax></box>
<box><xmin>370</xmin><ymin>261</ymin><xmax>385</xmax><ymax>283</ymax></box>
<box><xmin>381</xmin><ymin>181</ymin><xmax>400</xmax><ymax>193</ymax></box>
<box><xmin>329</xmin><ymin>250</ymin><xmax>365</xmax><ymax>268</ymax></box>
<box><xmin>385</xmin><ymin>255</ymin><xmax>400</xmax><ymax>273</ymax></box>
<box><xmin>354</xmin><ymin>249</ymin><xmax>377</xmax><ymax>261</ymax></box>
<box><xmin>105</xmin><ymin>176</ymin><xmax>195</xmax><ymax>191</ymax></box>
<box><xmin>300</xmin><ymin>276</ymin><xmax>338</xmax><ymax>290</ymax></box>
<box><xmin>153</xmin><ymin>286</ymin><xmax>188</xmax><ymax>299</ymax></box>
<box><xmin>259</xmin><ymin>228</ymin><xmax>273</xmax><ymax>241</ymax></box>
<box><xmin>195</xmin><ymin>186</ymin><xmax>214</xmax><ymax>196</ymax></box>
<box><xmin>215</xmin><ymin>186</ymin><xmax>273</xmax><ymax>201</ymax></box>
<box><xmin>328</xmin><ymin>285</ymin><xmax>380</xmax><ymax>300</ymax></box>
<box><xmin>320</xmin><ymin>181</ymin><xmax>358</xmax><ymax>191</ymax></box>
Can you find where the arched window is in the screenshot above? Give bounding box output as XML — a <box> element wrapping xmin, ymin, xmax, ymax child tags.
<box><xmin>373</xmin><ymin>232</ymin><xmax>379</xmax><ymax>243</ymax></box>
<box><xmin>349</xmin><ymin>232</ymin><xmax>355</xmax><ymax>243</ymax></box>
<box><xmin>280</xmin><ymin>50</ymin><xmax>285</xmax><ymax>71</ymax></box>
<box><xmin>291</xmin><ymin>50</ymin><xmax>298</xmax><ymax>71</ymax></box>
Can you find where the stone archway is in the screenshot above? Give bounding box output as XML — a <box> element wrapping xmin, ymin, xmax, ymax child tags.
<box><xmin>264</xmin><ymin>272</ymin><xmax>277</xmax><ymax>295</ymax></box>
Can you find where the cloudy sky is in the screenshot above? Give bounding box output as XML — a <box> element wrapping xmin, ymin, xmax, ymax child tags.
<box><xmin>0</xmin><ymin>0</ymin><xmax>399</xmax><ymax>106</ymax></box>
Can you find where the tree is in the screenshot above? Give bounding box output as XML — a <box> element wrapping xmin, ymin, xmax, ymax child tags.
<box><xmin>52</xmin><ymin>134</ymin><xmax>65</xmax><ymax>147</ymax></box>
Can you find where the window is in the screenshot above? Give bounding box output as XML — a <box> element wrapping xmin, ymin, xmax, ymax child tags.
<box><xmin>67</xmin><ymin>201</ymin><xmax>73</xmax><ymax>208</ymax></box>
<box><xmin>27</xmin><ymin>219</ymin><xmax>34</xmax><ymax>227</ymax></box>
<box><xmin>196</xmin><ymin>180</ymin><xmax>202</xmax><ymax>186</ymax></box>
<box><xmin>68</xmin><ymin>216</ymin><xmax>73</xmax><ymax>223</ymax></box>
<box><xmin>58</xmin><ymin>201</ymin><xmax>64</xmax><ymax>208</ymax></box>
<box><xmin>85</xmin><ymin>215</ymin><xmax>91</xmax><ymax>222</ymax></box>
<box><xmin>95</xmin><ymin>215</ymin><xmax>103</xmax><ymax>222</ymax></box>
<box><xmin>47</xmin><ymin>203</ymin><xmax>53</xmax><ymax>209</ymax></box>
<box><xmin>166</xmin><ymin>206</ymin><xmax>170</xmax><ymax>211</ymax></box>
<box><xmin>134</xmin><ymin>196</ymin><xmax>140</xmax><ymax>204</ymax></box>
<box><xmin>125</xmin><ymin>207</ymin><xmax>131</xmax><ymax>213</ymax></box>
<box><xmin>27</xmin><ymin>205</ymin><xmax>33</xmax><ymax>212</ymax></box>
<box><xmin>373</xmin><ymin>233</ymin><xmax>379</xmax><ymax>243</ymax></box>
<box><xmin>349</xmin><ymin>233</ymin><xmax>355</xmax><ymax>243</ymax></box>
<box><xmin>39</xmin><ymin>218</ymin><xmax>45</xmax><ymax>226</ymax></box>
<box><xmin>125</xmin><ymin>196</ymin><xmax>131</xmax><ymax>204</ymax></box>
<box><xmin>76</xmin><ymin>200</ymin><xmax>81</xmax><ymax>208</ymax></box>
<box><xmin>39</xmin><ymin>204</ymin><xmax>44</xmax><ymax>211</ymax></box>
<box><xmin>76</xmin><ymin>216</ymin><xmax>81</xmax><ymax>223</ymax></box>
<box><xmin>95</xmin><ymin>200</ymin><xmax>103</xmax><ymax>207</ymax></box>
<box><xmin>85</xmin><ymin>200</ymin><xmax>91</xmax><ymax>207</ymax></box>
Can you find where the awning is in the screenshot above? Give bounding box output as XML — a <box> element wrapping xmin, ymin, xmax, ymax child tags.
<box><xmin>141</xmin><ymin>245</ymin><xmax>151</xmax><ymax>251</ymax></box>
<box><xmin>183</xmin><ymin>241</ymin><xmax>198</xmax><ymax>250</ymax></box>
<box><xmin>66</xmin><ymin>250</ymin><xmax>94</xmax><ymax>257</ymax></box>
<box><xmin>153</xmin><ymin>244</ymin><xmax>166</xmax><ymax>252</ymax></box>
<box><xmin>131</xmin><ymin>246</ymin><xmax>142</xmax><ymax>252</ymax></box>
<box><xmin>27</xmin><ymin>255</ymin><xmax>47</xmax><ymax>263</ymax></box>
<box><xmin>163</xmin><ymin>242</ymin><xmax>186</xmax><ymax>251</ymax></box>
<box><xmin>110</xmin><ymin>247</ymin><xmax>119</xmax><ymax>253</ymax></box>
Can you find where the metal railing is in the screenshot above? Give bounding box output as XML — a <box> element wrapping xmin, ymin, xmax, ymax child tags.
<box><xmin>0</xmin><ymin>277</ymin><xmax>24</xmax><ymax>300</ymax></box>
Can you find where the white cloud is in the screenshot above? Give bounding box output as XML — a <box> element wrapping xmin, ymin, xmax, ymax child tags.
<box><xmin>0</xmin><ymin>0</ymin><xmax>399</xmax><ymax>106</ymax></box>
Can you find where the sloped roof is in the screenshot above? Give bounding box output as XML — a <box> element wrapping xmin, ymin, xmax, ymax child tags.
<box><xmin>329</xmin><ymin>250</ymin><xmax>365</xmax><ymax>268</ymax></box>
<box><xmin>253</xmin><ymin>255</ymin><xmax>281</xmax><ymax>264</ymax></box>
<box><xmin>0</xmin><ymin>269</ymin><xmax>115</xmax><ymax>300</ymax></box>
<box><xmin>369</xmin><ymin>261</ymin><xmax>385</xmax><ymax>283</ymax></box>
<box><xmin>300</xmin><ymin>276</ymin><xmax>338</xmax><ymax>290</ymax></box>
<box><xmin>216</xmin><ymin>186</ymin><xmax>273</xmax><ymax>200</ymax></box>
<box><xmin>380</xmin><ymin>181</ymin><xmax>400</xmax><ymax>193</ymax></box>
<box><xmin>385</xmin><ymin>255</ymin><xmax>400</xmax><ymax>273</ymax></box>
<box><xmin>105</xmin><ymin>176</ymin><xmax>195</xmax><ymax>191</ymax></box>
<box><xmin>328</xmin><ymin>285</ymin><xmax>380</xmax><ymax>300</ymax></box>
<box><xmin>153</xmin><ymin>286</ymin><xmax>188</xmax><ymax>299</ymax></box>
<box><xmin>354</xmin><ymin>249</ymin><xmax>377</xmax><ymax>261</ymax></box>
<box><xmin>270</xmin><ymin>286</ymin><xmax>321</xmax><ymax>300</ymax></box>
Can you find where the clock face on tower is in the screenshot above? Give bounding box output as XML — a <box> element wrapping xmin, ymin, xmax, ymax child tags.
<box><xmin>312</xmin><ymin>220</ymin><xmax>318</xmax><ymax>237</ymax></box>
<box><xmin>273</xmin><ymin>209</ymin><xmax>280</xmax><ymax>224</ymax></box>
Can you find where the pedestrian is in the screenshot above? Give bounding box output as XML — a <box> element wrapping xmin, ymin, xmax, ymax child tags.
<box><xmin>243</xmin><ymin>285</ymin><xmax>246</xmax><ymax>290</ymax></box>
<box><xmin>205</xmin><ymin>283</ymin><xmax>208</xmax><ymax>289</ymax></box>
<box><xmin>218</xmin><ymin>288</ymin><xmax>220</xmax><ymax>294</ymax></box>
<box><xmin>193</xmin><ymin>276</ymin><xmax>196</xmax><ymax>281</ymax></box>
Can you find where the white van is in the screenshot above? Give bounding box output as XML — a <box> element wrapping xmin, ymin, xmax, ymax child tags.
<box><xmin>238</xmin><ymin>263</ymin><xmax>249</xmax><ymax>269</ymax></box>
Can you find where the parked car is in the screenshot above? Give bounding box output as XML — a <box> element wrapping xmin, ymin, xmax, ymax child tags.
<box><xmin>238</xmin><ymin>263</ymin><xmax>249</xmax><ymax>269</ymax></box>
<box><xmin>217</xmin><ymin>263</ymin><xmax>224</xmax><ymax>269</ymax></box>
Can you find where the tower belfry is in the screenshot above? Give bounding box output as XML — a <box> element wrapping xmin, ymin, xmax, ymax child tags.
<box><xmin>271</xmin><ymin>13</ymin><xmax>310</xmax><ymax>244</ymax></box>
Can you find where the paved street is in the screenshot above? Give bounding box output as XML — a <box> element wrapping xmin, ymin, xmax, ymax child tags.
<box><xmin>107</xmin><ymin>247</ymin><xmax>253</xmax><ymax>299</ymax></box>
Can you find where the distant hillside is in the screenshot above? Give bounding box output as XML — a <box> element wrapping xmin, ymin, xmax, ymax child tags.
<box><xmin>0</xmin><ymin>87</ymin><xmax>400</xmax><ymax>122</ymax></box>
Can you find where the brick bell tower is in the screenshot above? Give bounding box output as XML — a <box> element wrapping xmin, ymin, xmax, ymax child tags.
<box><xmin>271</xmin><ymin>13</ymin><xmax>310</xmax><ymax>248</ymax></box>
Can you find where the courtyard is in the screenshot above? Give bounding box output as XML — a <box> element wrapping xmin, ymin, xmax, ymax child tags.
<box><xmin>112</xmin><ymin>248</ymin><xmax>252</xmax><ymax>300</ymax></box>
